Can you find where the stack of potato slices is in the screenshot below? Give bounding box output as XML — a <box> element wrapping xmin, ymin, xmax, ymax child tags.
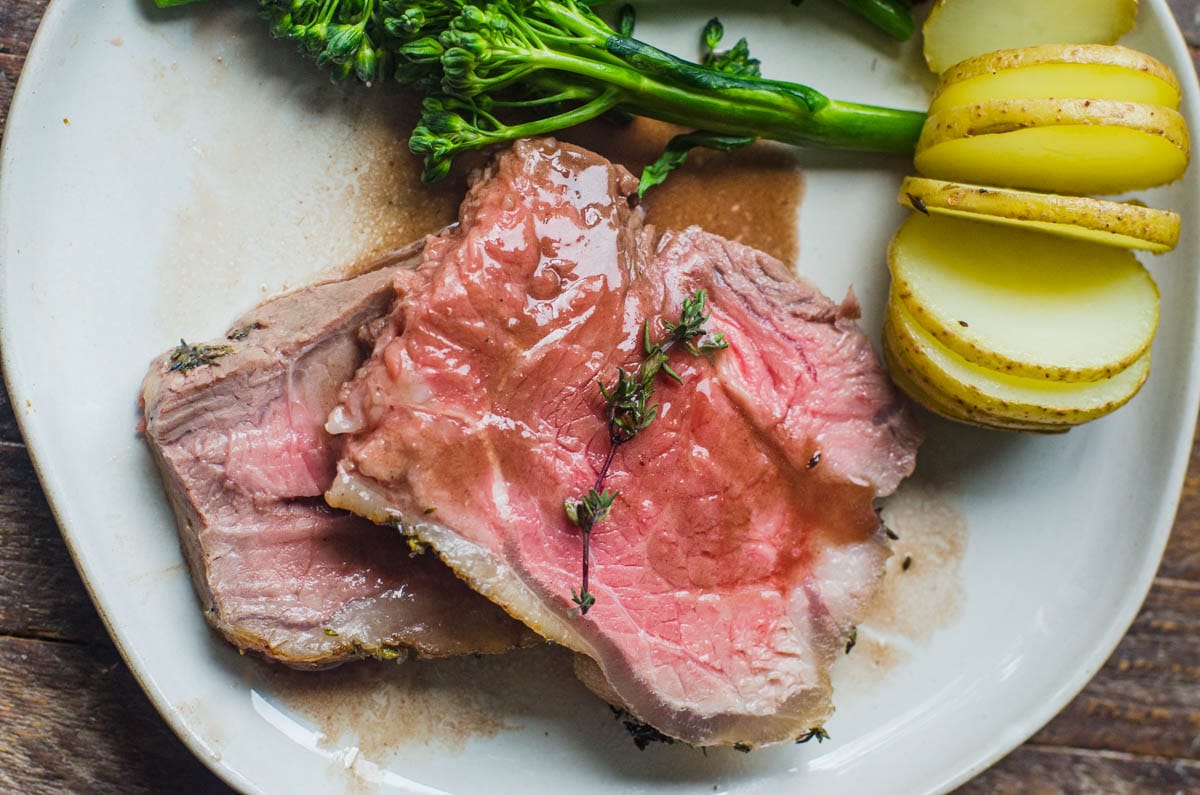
<box><xmin>886</xmin><ymin>0</ymin><xmax>1187</xmax><ymax>432</ymax></box>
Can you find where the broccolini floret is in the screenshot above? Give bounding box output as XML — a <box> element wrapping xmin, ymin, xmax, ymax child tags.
<box><xmin>156</xmin><ymin>0</ymin><xmax>926</xmax><ymax>185</ymax></box>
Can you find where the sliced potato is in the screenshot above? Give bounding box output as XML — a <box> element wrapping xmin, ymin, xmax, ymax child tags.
<box><xmin>887</xmin><ymin>296</ymin><xmax>1150</xmax><ymax>425</ymax></box>
<box><xmin>898</xmin><ymin>176</ymin><xmax>1181</xmax><ymax>252</ymax></box>
<box><xmin>931</xmin><ymin>45</ymin><xmax>1180</xmax><ymax>113</ymax></box>
<box><xmin>917</xmin><ymin>99</ymin><xmax>1187</xmax><ymax>151</ymax></box>
<box><xmin>889</xmin><ymin>213</ymin><xmax>1159</xmax><ymax>381</ymax></box>
<box><xmin>923</xmin><ymin>0</ymin><xmax>1138</xmax><ymax>74</ymax></box>
<box><xmin>915</xmin><ymin>99</ymin><xmax>1189</xmax><ymax>194</ymax></box>
<box><xmin>883</xmin><ymin>328</ymin><xmax>1070</xmax><ymax>433</ymax></box>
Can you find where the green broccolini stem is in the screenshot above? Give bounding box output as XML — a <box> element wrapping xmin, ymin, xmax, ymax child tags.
<box><xmin>399</xmin><ymin>0</ymin><xmax>925</xmax><ymax>177</ymax></box>
<box><xmin>162</xmin><ymin>0</ymin><xmax>927</xmax><ymax>180</ymax></box>
<box><xmin>466</xmin><ymin>88</ymin><xmax>622</xmax><ymax>143</ymax></box>
<box><xmin>524</xmin><ymin>2</ymin><xmax>923</xmax><ymax>151</ymax></box>
<box><xmin>599</xmin><ymin>40</ymin><xmax>923</xmax><ymax>152</ymax></box>
<box><xmin>790</xmin><ymin>0</ymin><xmax>915</xmax><ymax>40</ymax></box>
<box><xmin>508</xmin><ymin>45</ymin><xmax>921</xmax><ymax>154</ymax></box>
<box><xmin>832</xmin><ymin>0</ymin><xmax>915</xmax><ymax>41</ymax></box>
<box><xmin>457</xmin><ymin>40</ymin><xmax>921</xmax><ymax>152</ymax></box>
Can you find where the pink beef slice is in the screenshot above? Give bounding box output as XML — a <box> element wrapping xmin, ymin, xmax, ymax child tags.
<box><xmin>325</xmin><ymin>138</ymin><xmax>922</xmax><ymax>743</ymax></box>
<box><xmin>140</xmin><ymin>244</ymin><xmax>533</xmax><ymax>669</ymax></box>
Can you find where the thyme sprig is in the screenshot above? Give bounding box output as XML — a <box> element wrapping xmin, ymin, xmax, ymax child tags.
<box><xmin>795</xmin><ymin>726</ymin><xmax>831</xmax><ymax>744</ymax></box>
<box><xmin>169</xmin><ymin>339</ymin><xmax>234</xmax><ymax>373</ymax></box>
<box><xmin>565</xmin><ymin>290</ymin><xmax>729</xmax><ymax>615</ymax></box>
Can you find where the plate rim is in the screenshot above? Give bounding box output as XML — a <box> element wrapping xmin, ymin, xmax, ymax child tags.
<box><xmin>923</xmin><ymin>9</ymin><xmax>1200</xmax><ymax>789</ymax></box>
<box><xmin>0</xmin><ymin>2</ymin><xmax>1197</xmax><ymax>793</ymax></box>
<box><xmin>0</xmin><ymin>1</ymin><xmax>261</xmax><ymax>792</ymax></box>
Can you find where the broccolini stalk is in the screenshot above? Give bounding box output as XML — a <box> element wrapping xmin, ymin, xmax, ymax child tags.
<box><xmin>157</xmin><ymin>0</ymin><xmax>925</xmax><ymax>183</ymax></box>
<box><xmin>390</xmin><ymin>0</ymin><xmax>924</xmax><ymax>180</ymax></box>
<box><xmin>832</xmin><ymin>0</ymin><xmax>916</xmax><ymax>41</ymax></box>
<box><xmin>792</xmin><ymin>0</ymin><xmax>916</xmax><ymax>41</ymax></box>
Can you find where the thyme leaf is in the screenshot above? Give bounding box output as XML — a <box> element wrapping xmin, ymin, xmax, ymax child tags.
<box><xmin>571</xmin><ymin>589</ymin><xmax>596</xmax><ymax>613</ymax></box>
<box><xmin>406</xmin><ymin>536</ymin><xmax>429</xmax><ymax>557</ymax></box>
<box><xmin>565</xmin><ymin>488</ymin><xmax>617</xmax><ymax>527</ymax></box>
<box><xmin>565</xmin><ymin>290</ymin><xmax>729</xmax><ymax>615</ymax></box>
<box><xmin>226</xmin><ymin>321</ymin><xmax>263</xmax><ymax>341</ymax></box>
<box><xmin>169</xmin><ymin>339</ymin><xmax>234</xmax><ymax>372</ymax></box>
<box><xmin>610</xmin><ymin>707</ymin><xmax>677</xmax><ymax>750</ymax></box>
<box><xmin>795</xmin><ymin>726</ymin><xmax>830</xmax><ymax>744</ymax></box>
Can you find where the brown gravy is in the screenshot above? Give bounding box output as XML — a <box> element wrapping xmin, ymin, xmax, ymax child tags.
<box><xmin>563</xmin><ymin>117</ymin><xmax>804</xmax><ymax>266</ymax></box>
<box><xmin>259</xmin><ymin>645</ymin><xmax>582</xmax><ymax>759</ymax></box>
<box><xmin>869</xmin><ymin>482</ymin><xmax>968</xmax><ymax>642</ymax></box>
<box><xmin>834</xmin><ymin>479</ymin><xmax>969</xmax><ymax>691</ymax></box>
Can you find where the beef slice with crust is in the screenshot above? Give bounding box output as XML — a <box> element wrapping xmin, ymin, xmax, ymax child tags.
<box><xmin>324</xmin><ymin>139</ymin><xmax>922</xmax><ymax>744</ymax></box>
<box><xmin>140</xmin><ymin>243</ymin><xmax>533</xmax><ymax>668</ymax></box>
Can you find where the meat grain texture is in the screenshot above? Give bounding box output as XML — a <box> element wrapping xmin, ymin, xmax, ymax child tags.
<box><xmin>326</xmin><ymin>139</ymin><xmax>922</xmax><ymax>745</ymax></box>
<box><xmin>140</xmin><ymin>244</ymin><xmax>531</xmax><ymax>668</ymax></box>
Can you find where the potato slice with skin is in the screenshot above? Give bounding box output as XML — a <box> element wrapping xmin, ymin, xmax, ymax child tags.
<box><xmin>923</xmin><ymin>0</ymin><xmax>1138</xmax><ymax>75</ymax></box>
<box><xmin>915</xmin><ymin>99</ymin><xmax>1189</xmax><ymax>194</ymax></box>
<box><xmin>883</xmin><ymin>327</ymin><xmax>1069</xmax><ymax>433</ymax></box>
<box><xmin>898</xmin><ymin>176</ymin><xmax>1181</xmax><ymax>252</ymax></box>
<box><xmin>889</xmin><ymin>213</ymin><xmax>1159</xmax><ymax>381</ymax></box>
<box><xmin>918</xmin><ymin>99</ymin><xmax>1187</xmax><ymax>150</ymax></box>
<box><xmin>886</xmin><ymin>296</ymin><xmax>1151</xmax><ymax>425</ymax></box>
<box><xmin>931</xmin><ymin>45</ymin><xmax>1181</xmax><ymax>113</ymax></box>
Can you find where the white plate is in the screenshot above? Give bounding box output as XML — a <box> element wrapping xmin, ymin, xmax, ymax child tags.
<box><xmin>2</xmin><ymin>2</ymin><xmax>1197</xmax><ymax>793</ymax></box>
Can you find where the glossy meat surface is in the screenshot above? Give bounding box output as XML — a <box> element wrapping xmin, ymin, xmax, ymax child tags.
<box><xmin>327</xmin><ymin>139</ymin><xmax>921</xmax><ymax>741</ymax></box>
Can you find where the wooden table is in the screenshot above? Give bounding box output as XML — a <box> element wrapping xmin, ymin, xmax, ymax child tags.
<box><xmin>1</xmin><ymin>2</ymin><xmax>1198</xmax><ymax>792</ymax></box>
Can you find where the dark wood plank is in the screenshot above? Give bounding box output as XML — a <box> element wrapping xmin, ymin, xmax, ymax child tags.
<box><xmin>2</xmin><ymin>1</ymin><xmax>1200</xmax><ymax>793</ymax></box>
<box><xmin>0</xmin><ymin>0</ymin><xmax>50</xmax><ymax>144</ymax></box>
<box><xmin>1161</xmin><ymin>436</ymin><xmax>1200</xmax><ymax>582</ymax></box>
<box><xmin>956</xmin><ymin>745</ymin><xmax>1200</xmax><ymax>794</ymax></box>
<box><xmin>1032</xmin><ymin>580</ymin><xmax>1200</xmax><ymax>760</ymax></box>
<box><xmin>0</xmin><ymin>0</ymin><xmax>48</xmax><ymax>57</ymax></box>
<box><xmin>0</xmin><ymin>444</ymin><xmax>111</xmax><ymax>644</ymax></box>
<box><xmin>0</xmin><ymin>362</ymin><xmax>23</xmax><ymax>445</ymax></box>
<box><xmin>1169</xmin><ymin>0</ymin><xmax>1200</xmax><ymax>46</ymax></box>
<box><xmin>0</xmin><ymin>635</ymin><xmax>233</xmax><ymax>795</ymax></box>
<box><xmin>0</xmin><ymin>53</ymin><xmax>23</xmax><ymax>150</ymax></box>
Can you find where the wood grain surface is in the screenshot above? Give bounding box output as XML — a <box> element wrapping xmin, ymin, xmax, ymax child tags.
<box><xmin>1</xmin><ymin>2</ymin><xmax>1198</xmax><ymax>793</ymax></box>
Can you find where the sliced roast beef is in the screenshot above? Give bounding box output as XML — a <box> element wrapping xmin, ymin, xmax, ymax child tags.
<box><xmin>325</xmin><ymin>138</ymin><xmax>921</xmax><ymax>744</ymax></box>
<box><xmin>140</xmin><ymin>244</ymin><xmax>532</xmax><ymax>668</ymax></box>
